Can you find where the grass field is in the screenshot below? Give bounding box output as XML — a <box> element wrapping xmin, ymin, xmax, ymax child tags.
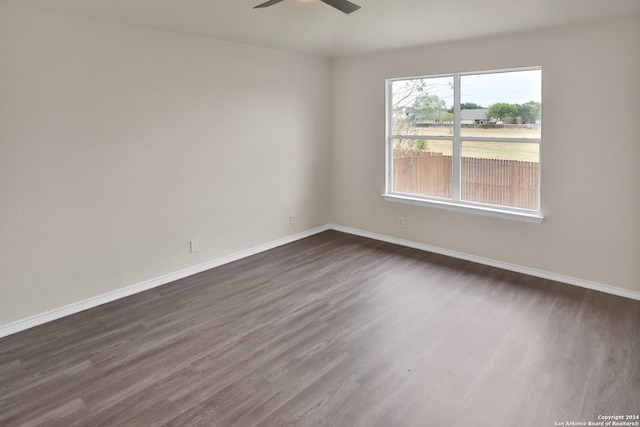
<box><xmin>395</xmin><ymin>126</ymin><xmax>540</xmax><ymax>162</ymax></box>
<box><xmin>402</xmin><ymin>125</ymin><xmax>541</xmax><ymax>139</ymax></box>
<box><xmin>425</xmin><ymin>140</ymin><xmax>539</xmax><ymax>162</ymax></box>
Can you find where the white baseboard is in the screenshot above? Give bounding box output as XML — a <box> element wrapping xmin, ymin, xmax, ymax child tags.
<box><xmin>0</xmin><ymin>225</ymin><xmax>331</xmax><ymax>339</ymax></box>
<box><xmin>329</xmin><ymin>224</ymin><xmax>640</xmax><ymax>302</ymax></box>
<box><xmin>2</xmin><ymin>222</ymin><xmax>638</xmax><ymax>339</ymax></box>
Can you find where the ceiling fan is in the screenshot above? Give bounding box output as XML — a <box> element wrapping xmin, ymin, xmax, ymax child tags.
<box><xmin>254</xmin><ymin>0</ymin><xmax>361</xmax><ymax>14</ymax></box>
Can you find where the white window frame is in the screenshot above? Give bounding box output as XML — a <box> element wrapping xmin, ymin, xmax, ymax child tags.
<box><xmin>382</xmin><ymin>67</ymin><xmax>543</xmax><ymax>223</ymax></box>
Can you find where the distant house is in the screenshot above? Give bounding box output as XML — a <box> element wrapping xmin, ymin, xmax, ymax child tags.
<box><xmin>403</xmin><ymin>107</ymin><xmax>494</xmax><ymax>126</ymax></box>
<box><xmin>460</xmin><ymin>108</ymin><xmax>490</xmax><ymax>125</ymax></box>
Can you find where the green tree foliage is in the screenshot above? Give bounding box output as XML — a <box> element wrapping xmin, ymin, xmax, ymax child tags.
<box><xmin>441</xmin><ymin>112</ymin><xmax>454</xmax><ymax>134</ymax></box>
<box><xmin>488</xmin><ymin>101</ymin><xmax>541</xmax><ymax>123</ymax></box>
<box><xmin>487</xmin><ymin>103</ymin><xmax>519</xmax><ymax>121</ymax></box>
<box><xmin>414</xmin><ymin>140</ymin><xmax>428</xmax><ymax>151</ymax></box>
<box><xmin>440</xmin><ymin>112</ymin><xmax>454</xmax><ymax>123</ymax></box>
<box><xmin>391</xmin><ymin>79</ymin><xmax>450</xmax><ymax>157</ymax></box>
<box><xmin>517</xmin><ymin>101</ymin><xmax>541</xmax><ymax>123</ymax></box>
<box><xmin>392</xmin><ymin>79</ymin><xmax>450</xmax><ymax>127</ymax></box>
<box><xmin>406</xmin><ymin>93</ymin><xmax>447</xmax><ymax>125</ymax></box>
<box><xmin>460</xmin><ymin>102</ymin><xmax>483</xmax><ymax>110</ymax></box>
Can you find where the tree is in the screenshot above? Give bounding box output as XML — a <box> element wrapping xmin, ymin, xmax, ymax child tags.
<box><xmin>517</xmin><ymin>101</ymin><xmax>541</xmax><ymax>123</ymax></box>
<box><xmin>441</xmin><ymin>112</ymin><xmax>454</xmax><ymax>134</ymax></box>
<box><xmin>460</xmin><ymin>102</ymin><xmax>483</xmax><ymax>110</ymax></box>
<box><xmin>392</xmin><ymin>79</ymin><xmax>451</xmax><ymax>129</ymax></box>
<box><xmin>406</xmin><ymin>93</ymin><xmax>447</xmax><ymax>125</ymax></box>
<box><xmin>440</xmin><ymin>112</ymin><xmax>454</xmax><ymax>123</ymax></box>
<box><xmin>391</xmin><ymin>79</ymin><xmax>451</xmax><ymax>158</ymax></box>
<box><xmin>487</xmin><ymin>103</ymin><xmax>519</xmax><ymax>122</ymax></box>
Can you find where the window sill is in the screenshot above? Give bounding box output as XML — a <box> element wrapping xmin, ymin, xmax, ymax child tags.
<box><xmin>381</xmin><ymin>194</ymin><xmax>544</xmax><ymax>223</ymax></box>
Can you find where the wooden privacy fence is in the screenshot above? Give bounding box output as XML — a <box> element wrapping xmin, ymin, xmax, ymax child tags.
<box><xmin>393</xmin><ymin>151</ymin><xmax>539</xmax><ymax>210</ymax></box>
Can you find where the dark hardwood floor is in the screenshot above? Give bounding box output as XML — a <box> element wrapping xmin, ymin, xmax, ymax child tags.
<box><xmin>1</xmin><ymin>230</ymin><xmax>638</xmax><ymax>426</ymax></box>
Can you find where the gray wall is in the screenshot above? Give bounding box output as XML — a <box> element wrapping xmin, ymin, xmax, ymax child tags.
<box><xmin>331</xmin><ymin>16</ymin><xmax>640</xmax><ymax>292</ymax></box>
<box><xmin>0</xmin><ymin>5</ymin><xmax>332</xmax><ymax>325</ymax></box>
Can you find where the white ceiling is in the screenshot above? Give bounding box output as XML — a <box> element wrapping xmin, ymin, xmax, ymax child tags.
<box><xmin>2</xmin><ymin>0</ymin><xmax>639</xmax><ymax>57</ymax></box>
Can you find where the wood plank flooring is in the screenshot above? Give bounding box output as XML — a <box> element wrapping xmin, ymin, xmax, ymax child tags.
<box><xmin>1</xmin><ymin>230</ymin><xmax>638</xmax><ymax>426</ymax></box>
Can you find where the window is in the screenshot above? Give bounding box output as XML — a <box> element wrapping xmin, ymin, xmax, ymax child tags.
<box><xmin>384</xmin><ymin>67</ymin><xmax>542</xmax><ymax>222</ymax></box>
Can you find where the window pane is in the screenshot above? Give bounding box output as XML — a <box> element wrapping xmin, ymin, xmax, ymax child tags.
<box><xmin>392</xmin><ymin>139</ymin><xmax>452</xmax><ymax>199</ymax></box>
<box><xmin>461</xmin><ymin>141</ymin><xmax>539</xmax><ymax>210</ymax></box>
<box><xmin>461</xmin><ymin>70</ymin><xmax>541</xmax><ymax>139</ymax></box>
<box><xmin>391</xmin><ymin>76</ymin><xmax>454</xmax><ymax>137</ymax></box>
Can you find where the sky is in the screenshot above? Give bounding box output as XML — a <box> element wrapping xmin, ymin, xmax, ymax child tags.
<box><xmin>392</xmin><ymin>69</ymin><xmax>541</xmax><ymax>109</ymax></box>
<box><xmin>461</xmin><ymin>69</ymin><xmax>541</xmax><ymax>107</ymax></box>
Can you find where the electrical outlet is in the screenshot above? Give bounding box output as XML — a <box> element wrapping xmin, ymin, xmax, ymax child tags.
<box><xmin>290</xmin><ymin>214</ymin><xmax>296</xmax><ymax>225</ymax></box>
<box><xmin>398</xmin><ymin>216</ymin><xmax>405</xmax><ymax>228</ymax></box>
<box><xmin>190</xmin><ymin>239</ymin><xmax>199</xmax><ymax>253</ymax></box>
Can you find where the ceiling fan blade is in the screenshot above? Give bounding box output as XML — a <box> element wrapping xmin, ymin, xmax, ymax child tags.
<box><xmin>253</xmin><ymin>0</ymin><xmax>285</xmax><ymax>9</ymax></box>
<box><xmin>320</xmin><ymin>0</ymin><xmax>361</xmax><ymax>14</ymax></box>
